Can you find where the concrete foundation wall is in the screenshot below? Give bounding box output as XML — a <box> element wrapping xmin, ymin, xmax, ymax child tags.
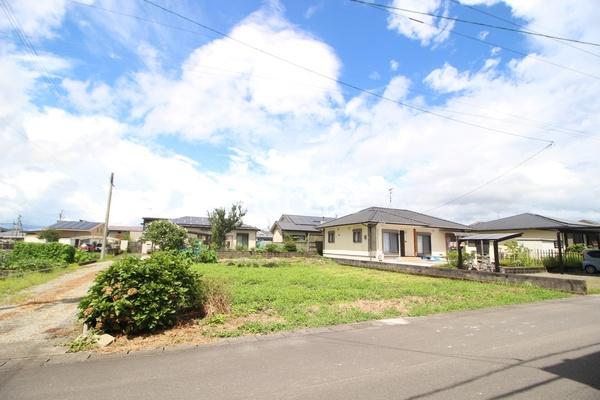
<box><xmin>333</xmin><ymin>258</ymin><xmax>587</xmax><ymax>294</ymax></box>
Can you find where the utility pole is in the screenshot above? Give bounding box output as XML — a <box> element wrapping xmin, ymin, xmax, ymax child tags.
<box><xmin>100</xmin><ymin>173</ymin><xmax>114</xmax><ymax>260</ymax></box>
<box><xmin>59</xmin><ymin>210</ymin><xmax>64</xmax><ymax>221</ymax></box>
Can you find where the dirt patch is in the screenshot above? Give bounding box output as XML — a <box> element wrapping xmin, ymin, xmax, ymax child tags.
<box><xmin>338</xmin><ymin>297</ymin><xmax>425</xmax><ymax>314</ymax></box>
<box><xmin>96</xmin><ymin>312</ymin><xmax>286</xmax><ymax>354</ymax></box>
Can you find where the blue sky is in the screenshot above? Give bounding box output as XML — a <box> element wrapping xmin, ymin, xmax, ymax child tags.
<box><xmin>1</xmin><ymin>0</ymin><xmax>599</xmax><ymax>229</ymax></box>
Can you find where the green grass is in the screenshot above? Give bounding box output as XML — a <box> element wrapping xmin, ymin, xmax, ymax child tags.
<box><xmin>192</xmin><ymin>258</ymin><xmax>569</xmax><ymax>337</ymax></box>
<box><xmin>0</xmin><ymin>264</ymin><xmax>79</xmax><ymax>305</ymax></box>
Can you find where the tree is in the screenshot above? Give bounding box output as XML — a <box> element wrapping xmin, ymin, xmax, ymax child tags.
<box><xmin>39</xmin><ymin>229</ymin><xmax>60</xmax><ymax>243</ymax></box>
<box><xmin>141</xmin><ymin>220</ymin><xmax>188</xmax><ymax>251</ymax></box>
<box><xmin>208</xmin><ymin>203</ymin><xmax>246</xmax><ymax>249</ymax></box>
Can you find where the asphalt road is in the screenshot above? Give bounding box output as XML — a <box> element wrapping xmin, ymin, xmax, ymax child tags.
<box><xmin>1</xmin><ymin>296</ymin><xmax>599</xmax><ymax>400</ymax></box>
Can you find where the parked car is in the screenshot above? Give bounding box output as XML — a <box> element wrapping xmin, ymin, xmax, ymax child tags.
<box><xmin>582</xmin><ymin>249</ymin><xmax>600</xmax><ymax>274</ymax></box>
<box><xmin>80</xmin><ymin>243</ymin><xmax>96</xmax><ymax>252</ymax></box>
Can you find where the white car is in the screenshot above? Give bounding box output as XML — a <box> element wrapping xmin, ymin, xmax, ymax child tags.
<box><xmin>582</xmin><ymin>249</ymin><xmax>600</xmax><ymax>274</ymax></box>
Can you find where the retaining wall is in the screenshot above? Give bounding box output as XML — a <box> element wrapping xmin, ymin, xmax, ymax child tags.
<box><xmin>333</xmin><ymin>258</ymin><xmax>587</xmax><ymax>294</ymax></box>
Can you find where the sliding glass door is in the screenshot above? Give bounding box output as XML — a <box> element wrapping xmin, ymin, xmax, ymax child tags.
<box><xmin>417</xmin><ymin>233</ymin><xmax>432</xmax><ymax>257</ymax></box>
<box><xmin>383</xmin><ymin>231</ymin><xmax>405</xmax><ymax>256</ymax></box>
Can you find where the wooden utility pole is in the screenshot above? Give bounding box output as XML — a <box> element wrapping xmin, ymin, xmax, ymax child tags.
<box><xmin>100</xmin><ymin>173</ymin><xmax>114</xmax><ymax>260</ymax></box>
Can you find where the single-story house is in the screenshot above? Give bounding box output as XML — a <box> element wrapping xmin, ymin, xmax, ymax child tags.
<box><xmin>271</xmin><ymin>214</ymin><xmax>334</xmax><ymax>252</ymax></box>
<box><xmin>470</xmin><ymin>213</ymin><xmax>600</xmax><ymax>252</ymax></box>
<box><xmin>319</xmin><ymin>207</ymin><xmax>470</xmax><ymax>261</ymax></box>
<box><xmin>26</xmin><ymin>220</ymin><xmax>106</xmax><ymax>247</ymax></box>
<box><xmin>256</xmin><ymin>230</ymin><xmax>273</xmax><ymax>246</ymax></box>
<box><xmin>108</xmin><ymin>225</ymin><xmax>143</xmax><ymax>242</ymax></box>
<box><xmin>142</xmin><ymin>216</ymin><xmax>259</xmax><ymax>252</ymax></box>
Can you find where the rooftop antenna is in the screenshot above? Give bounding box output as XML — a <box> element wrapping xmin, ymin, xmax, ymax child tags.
<box><xmin>388</xmin><ymin>188</ymin><xmax>394</xmax><ymax>206</ymax></box>
<box><xmin>59</xmin><ymin>209</ymin><xmax>64</xmax><ymax>221</ymax></box>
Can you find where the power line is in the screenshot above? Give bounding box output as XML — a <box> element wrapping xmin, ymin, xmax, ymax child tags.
<box><xmin>355</xmin><ymin>1</ymin><xmax>600</xmax><ymax>81</ymax></box>
<box><xmin>140</xmin><ymin>0</ymin><xmax>552</xmax><ymax>144</ymax></box>
<box><xmin>448</xmin><ymin>0</ymin><xmax>600</xmax><ymax>59</ymax></box>
<box><xmin>425</xmin><ymin>143</ymin><xmax>553</xmax><ymax>212</ymax></box>
<box><xmin>350</xmin><ymin>0</ymin><xmax>600</xmax><ymax>48</ymax></box>
<box><xmin>0</xmin><ymin>0</ymin><xmax>65</xmax><ymax>102</ymax></box>
<box><xmin>68</xmin><ymin>0</ymin><xmax>594</xmax><ymax>141</ymax></box>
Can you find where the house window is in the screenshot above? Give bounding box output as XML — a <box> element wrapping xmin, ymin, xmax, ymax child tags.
<box><xmin>328</xmin><ymin>231</ymin><xmax>335</xmax><ymax>243</ymax></box>
<box><xmin>353</xmin><ymin>229</ymin><xmax>362</xmax><ymax>243</ymax></box>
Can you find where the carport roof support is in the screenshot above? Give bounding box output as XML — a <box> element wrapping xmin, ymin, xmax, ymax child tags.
<box><xmin>457</xmin><ymin>232</ymin><xmax>522</xmax><ymax>272</ymax></box>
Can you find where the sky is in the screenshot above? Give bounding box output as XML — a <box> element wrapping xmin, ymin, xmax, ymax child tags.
<box><xmin>1</xmin><ymin>0</ymin><xmax>599</xmax><ymax>230</ymax></box>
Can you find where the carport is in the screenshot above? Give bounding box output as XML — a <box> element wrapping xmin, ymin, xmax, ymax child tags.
<box><xmin>457</xmin><ymin>232</ymin><xmax>522</xmax><ymax>272</ymax></box>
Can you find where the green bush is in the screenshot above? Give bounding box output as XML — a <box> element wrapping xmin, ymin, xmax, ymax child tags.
<box><xmin>181</xmin><ymin>240</ymin><xmax>218</xmax><ymax>263</ymax></box>
<box><xmin>265</xmin><ymin>243</ymin><xmax>281</xmax><ymax>253</ymax></box>
<box><xmin>78</xmin><ymin>252</ymin><xmax>203</xmax><ymax>334</ymax></box>
<box><xmin>9</xmin><ymin>258</ymin><xmax>67</xmax><ymax>272</ymax></box>
<box><xmin>74</xmin><ymin>249</ymin><xmax>100</xmax><ymax>265</ymax></box>
<box><xmin>283</xmin><ymin>240</ymin><xmax>297</xmax><ymax>252</ymax></box>
<box><xmin>566</xmin><ymin>243</ymin><xmax>586</xmax><ymax>254</ymax></box>
<box><xmin>446</xmin><ymin>249</ymin><xmax>474</xmax><ymax>267</ymax></box>
<box><xmin>0</xmin><ymin>250</ymin><xmax>9</xmax><ymax>269</ymax></box>
<box><xmin>10</xmin><ymin>242</ymin><xmax>75</xmax><ymax>264</ymax></box>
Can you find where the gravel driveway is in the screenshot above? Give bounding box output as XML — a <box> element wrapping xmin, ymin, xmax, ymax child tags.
<box><xmin>0</xmin><ymin>262</ymin><xmax>111</xmax><ymax>360</ymax></box>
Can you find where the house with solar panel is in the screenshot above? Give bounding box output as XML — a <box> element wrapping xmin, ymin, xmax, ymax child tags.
<box><xmin>270</xmin><ymin>214</ymin><xmax>335</xmax><ymax>252</ymax></box>
<box><xmin>141</xmin><ymin>216</ymin><xmax>259</xmax><ymax>252</ymax></box>
<box><xmin>26</xmin><ymin>220</ymin><xmax>106</xmax><ymax>247</ymax></box>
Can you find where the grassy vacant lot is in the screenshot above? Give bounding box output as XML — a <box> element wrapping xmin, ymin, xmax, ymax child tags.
<box><xmin>0</xmin><ymin>264</ymin><xmax>79</xmax><ymax>305</ymax></box>
<box><xmin>192</xmin><ymin>258</ymin><xmax>568</xmax><ymax>338</ymax></box>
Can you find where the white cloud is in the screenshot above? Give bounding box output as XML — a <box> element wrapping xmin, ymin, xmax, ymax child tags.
<box><xmin>304</xmin><ymin>3</ymin><xmax>322</xmax><ymax>19</ymax></box>
<box><xmin>386</xmin><ymin>0</ymin><xmax>455</xmax><ymax>45</ymax></box>
<box><xmin>389</xmin><ymin>59</ymin><xmax>399</xmax><ymax>71</ymax></box>
<box><xmin>2</xmin><ymin>0</ymin><xmax>600</xmax><ymax>229</ymax></box>
<box><xmin>0</xmin><ymin>0</ymin><xmax>69</xmax><ymax>39</ymax></box>
<box><xmin>369</xmin><ymin>71</ymin><xmax>381</xmax><ymax>80</ymax></box>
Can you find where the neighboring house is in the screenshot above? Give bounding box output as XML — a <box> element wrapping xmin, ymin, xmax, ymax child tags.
<box><xmin>142</xmin><ymin>216</ymin><xmax>259</xmax><ymax>252</ymax></box>
<box><xmin>108</xmin><ymin>226</ymin><xmax>143</xmax><ymax>242</ymax></box>
<box><xmin>256</xmin><ymin>230</ymin><xmax>273</xmax><ymax>247</ymax></box>
<box><xmin>26</xmin><ymin>220</ymin><xmax>106</xmax><ymax>247</ymax></box>
<box><xmin>470</xmin><ymin>213</ymin><xmax>600</xmax><ymax>251</ymax></box>
<box><xmin>271</xmin><ymin>213</ymin><xmax>334</xmax><ymax>250</ymax></box>
<box><xmin>319</xmin><ymin>207</ymin><xmax>470</xmax><ymax>261</ymax></box>
<box><xmin>0</xmin><ymin>229</ymin><xmax>26</xmax><ymax>242</ymax></box>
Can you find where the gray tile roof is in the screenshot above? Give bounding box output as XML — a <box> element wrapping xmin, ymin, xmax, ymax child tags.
<box><xmin>272</xmin><ymin>214</ymin><xmax>335</xmax><ymax>233</ymax></box>
<box><xmin>109</xmin><ymin>225</ymin><xmax>143</xmax><ymax>232</ymax></box>
<box><xmin>318</xmin><ymin>207</ymin><xmax>470</xmax><ymax>230</ymax></box>
<box><xmin>47</xmin><ymin>220</ymin><xmax>103</xmax><ymax>231</ymax></box>
<box><xmin>470</xmin><ymin>213</ymin><xmax>600</xmax><ymax>231</ymax></box>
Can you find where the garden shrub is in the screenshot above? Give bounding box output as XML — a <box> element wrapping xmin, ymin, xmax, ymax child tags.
<box><xmin>181</xmin><ymin>240</ymin><xmax>218</xmax><ymax>263</ymax></box>
<box><xmin>446</xmin><ymin>249</ymin><xmax>473</xmax><ymax>268</ymax></box>
<box><xmin>9</xmin><ymin>258</ymin><xmax>66</xmax><ymax>272</ymax></box>
<box><xmin>0</xmin><ymin>250</ymin><xmax>9</xmax><ymax>269</ymax></box>
<box><xmin>74</xmin><ymin>249</ymin><xmax>100</xmax><ymax>264</ymax></box>
<box><xmin>10</xmin><ymin>242</ymin><xmax>75</xmax><ymax>264</ymax></box>
<box><xmin>265</xmin><ymin>243</ymin><xmax>281</xmax><ymax>253</ymax></box>
<box><xmin>78</xmin><ymin>251</ymin><xmax>203</xmax><ymax>334</ymax></box>
<box><xmin>283</xmin><ymin>240</ymin><xmax>297</xmax><ymax>252</ymax></box>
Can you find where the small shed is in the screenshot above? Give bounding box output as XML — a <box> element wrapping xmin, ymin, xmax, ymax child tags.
<box><xmin>457</xmin><ymin>232</ymin><xmax>522</xmax><ymax>272</ymax></box>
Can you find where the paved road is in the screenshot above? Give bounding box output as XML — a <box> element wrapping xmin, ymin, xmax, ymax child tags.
<box><xmin>1</xmin><ymin>296</ymin><xmax>599</xmax><ymax>399</ymax></box>
<box><xmin>0</xmin><ymin>262</ymin><xmax>111</xmax><ymax>359</ymax></box>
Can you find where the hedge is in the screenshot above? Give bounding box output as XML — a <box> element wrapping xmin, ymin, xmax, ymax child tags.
<box><xmin>10</xmin><ymin>242</ymin><xmax>76</xmax><ymax>264</ymax></box>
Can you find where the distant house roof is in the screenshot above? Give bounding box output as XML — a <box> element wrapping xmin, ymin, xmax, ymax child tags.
<box><xmin>0</xmin><ymin>229</ymin><xmax>25</xmax><ymax>239</ymax></box>
<box><xmin>257</xmin><ymin>230</ymin><xmax>273</xmax><ymax>240</ymax></box>
<box><xmin>319</xmin><ymin>207</ymin><xmax>470</xmax><ymax>230</ymax></box>
<box><xmin>46</xmin><ymin>220</ymin><xmax>103</xmax><ymax>231</ymax></box>
<box><xmin>470</xmin><ymin>213</ymin><xmax>600</xmax><ymax>231</ymax></box>
<box><xmin>109</xmin><ymin>225</ymin><xmax>143</xmax><ymax>232</ymax></box>
<box><xmin>271</xmin><ymin>214</ymin><xmax>335</xmax><ymax>234</ymax></box>
<box><xmin>143</xmin><ymin>216</ymin><xmax>258</xmax><ymax>231</ymax></box>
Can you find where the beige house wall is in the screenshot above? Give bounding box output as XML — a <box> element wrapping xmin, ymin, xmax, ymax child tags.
<box><xmin>272</xmin><ymin>227</ymin><xmax>284</xmax><ymax>243</ymax></box>
<box><xmin>469</xmin><ymin>229</ymin><xmax>558</xmax><ymax>252</ymax></box>
<box><xmin>323</xmin><ymin>224</ymin><xmax>370</xmax><ymax>259</ymax></box>
<box><xmin>225</xmin><ymin>230</ymin><xmax>257</xmax><ymax>250</ymax></box>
